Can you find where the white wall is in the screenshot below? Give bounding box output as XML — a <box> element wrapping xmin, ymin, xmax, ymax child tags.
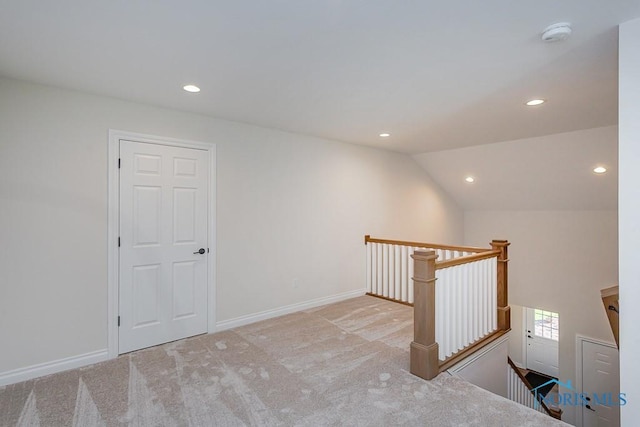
<box><xmin>0</xmin><ymin>77</ymin><xmax>463</xmax><ymax>377</ymax></box>
<box><xmin>507</xmin><ymin>304</ymin><xmax>525</xmax><ymax>366</ymax></box>
<box><xmin>619</xmin><ymin>17</ymin><xmax>640</xmax><ymax>427</ymax></box>
<box><xmin>448</xmin><ymin>335</ymin><xmax>509</xmax><ymax>399</ymax></box>
<box><xmin>413</xmin><ymin>125</ymin><xmax>618</xmax><ymax>211</ymax></box>
<box><xmin>464</xmin><ymin>210</ymin><xmax>618</xmax><ymax>425</ymax></box>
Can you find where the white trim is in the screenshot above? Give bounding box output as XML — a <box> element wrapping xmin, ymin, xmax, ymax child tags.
<box><xmin>0</xmin><ymin>349</ymin><xmax>108</xmax><ymax>387</ymax></box>
<box><xmin>521</xmin><ymin>307</ymin><xmax>528</xmax><ymax>368</ymax></box>
<box><xmin>216</xmin><ymin>289</ymin><xmax>366</xmax><ymax>331</ymax></box>
<box><xmin>207</xmin><ymin>144</ymin><xmax>217</xmax><ymax>334</ymax></box>
<box><xmin>600</xmin><ymin>285</ymin><xmax>619</xmax><ymax>298</ymax></box>
<box><xmin>107</xmin><ymin>131</ymin><xmax>119</xmax><ymax>359</ymax></box>
<box><xmin>107</xmin><ymin>129</ymin><xmax>216</xmax><ymax>359</ymax></box>
<box><xmin>575</xmin><ymin>334</ymin><xmax>618</xmax><ymax>427</ymax></box>
<box><xmin>447</xmin><ymin>334</ymin><xmax>510</xmax><ymax>373</ymax></box>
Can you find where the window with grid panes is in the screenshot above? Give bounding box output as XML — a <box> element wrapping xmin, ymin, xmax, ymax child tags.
<box><xmin>533</xmin><ymin>309</ymin><xmax>559</xmax><ymax>341</ymax></box>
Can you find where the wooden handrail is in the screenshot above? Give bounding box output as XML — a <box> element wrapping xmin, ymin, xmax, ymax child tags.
<box><xmin>507</xmin><ymin>357</ymin><xmax>535</xmax><ymax>389</ymax></box>
<box><xmin>370</xmin><ymin>235</ymin><xmax>513</xmax><ymax>386</ymax></box>
<box><xmin>364</xmin><ymin>235</ymin><xmax>487</xmax><ymax>253</ymax></box>
<box><xmin>435</xmin><ymin>249</ymin><xmax>500</xmax><ymax>270</ymax></box>
<box><xmin>507</xmin><ymin>357</ymin><xmax>554</xmax><ymax>417</ymax></box>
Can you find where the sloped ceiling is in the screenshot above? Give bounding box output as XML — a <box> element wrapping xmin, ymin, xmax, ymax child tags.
<box><xmin>413</xmin><ymin>126</ymin><xmax>618</xmax><ymax>211</ymax></box>
<box><xmin>0</xmin><ymin>1</ymin><xmax>638</xmax><ymax>153</ymax></box>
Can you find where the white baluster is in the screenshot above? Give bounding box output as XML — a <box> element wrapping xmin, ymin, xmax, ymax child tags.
<box><xmin>382</xmin><ymin>244</ymin><xmax>389</xmax><ymax>297</ymax></box>
<box><xmin>388</xmin><ymin>245</ymin><xmax>395</xmax><ymax>300</ymax></box>
<box><xmin>371</xmin><ymin>243</ymin><xmax>377</xmax><ymax>295</ymax></box>
<box><xmin>452</xmin><ymin>266</ymin><xmax>458</xmax><ymax>354</ymax></box>
<box><xmin>491</xmin><ymin>257</ymin><xmax>498</xmax><ymax>331</ymax></box>
<box><xmin>393</xmin><ymin>246</ymin><xmax>402</xmax><ymax>301</ymax></box>
<box><xmin>486</xmin><ymin>259</ymin><xmax>491</xmax><ymax>332</ymax></box>
<box><xmin>366</xmin><ymin>242</ymin><xmax>372</xmax><ymax>293</ymax></box>
<box><xmin>436</xmin><ymin>269</ymin><xmax>443</xmax><ymax>360</ymax></box>
<box><xmin>407</xmin><ymin>248</ymin><xmax>416</xmax><ymax>304</ymax></box>
<box><xmin>401</xmin><ymin>246</ymin><xmax>408</xmax><ymax>302</ymax></box>
<box><xmin>440</xmin><ymin>268</ymin><xmax>447</xmax><ymax>358</ymax></box>
<box><xmin>441</xmin><ymin>267</ymin><xmax>448</xmax><ymax>357</ymax></box>
<box><xmin>446</xmin><ymin>267</ymin><xmax>453</xmax><ymax>357</ymax></box>
<box><xmin>376</xmin><ymin>243</ymin><xmax>382</xmax><ymax>296</ymax></box>
<box><xmin>462</xmin><ymin>262</ymin><xmax>470</xmax><ymax>349</ymax></box>
<box><xmin>481</xmin><ymin>260</ymin><xmax>487</xmax><ymax>337</ymax></box>
<box><xmin>473</xmin><ymin>260</ymin><xmax>482</xmax><ymax>341</ymax></box>
<box><xmin>483</xmin><ymin>259</ymin><xmax>488</xmax><ymax>333</ymax></box>
<box><xmin>443</xmin><ymin>268</ymin><xmax>449</xmax><ymax>359</ymax></box>
<box><xmin>480</xmin><ymin>261</ymin><xmax>485</xmax><ymax>338</ymax></box>
<box><xmin>436</xmin><ymin>268</ymin><xmax>443</xmax><ymax>359</ymax></box>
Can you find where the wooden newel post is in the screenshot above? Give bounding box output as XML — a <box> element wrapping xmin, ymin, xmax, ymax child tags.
<box><xmin>491</xmin><ymin>240</ymin><xmax>511</xmax><ymax>332</ymax></box>
<box><xmin>410</xmin><ymin>250</ymin><xmax>439</xmax><ymax>380</ymax></box>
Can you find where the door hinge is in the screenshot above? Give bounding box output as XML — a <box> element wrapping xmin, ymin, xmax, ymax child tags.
<box><xmin>118</xmin><ymin>158</ymin><xmax>121</xmax><ymax>169</ymax></box>
<box><xmin>118</xmin><ymin>316</ymin><xmax>121</xmax><ymax>327</ymax></box>
<box><xmin>118</xmin><ymin>237</ymin><xmax>121</xmax><ymax>247</ymax></box>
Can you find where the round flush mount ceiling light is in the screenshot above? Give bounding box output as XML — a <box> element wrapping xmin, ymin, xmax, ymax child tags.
<box><xmin>593</xmin><ymin>166</ymin><xmax>607</xmax><ymax>174</ymax></box>
<box><xmin>183</xmin><ymin>84</ymin><xmax>201</xmax><ymax>93</ymax></box>
<box><xmin>379</xmin><ymin>133</ymin><xmax>390</xmax><ymax>138</ymax></box>
<box><xmin>465</xmin><ymin>176</ymin><xmax>475</xmax><ymax>183</ymax></box>
<box><xmin>526</xmin><ymin>99</ymin><xmax>546</xmax><ymax>106</ymax></box>
<box><xmin>541</xmin><ymin>22</ymin><xmax>572</xmax><ymax>43</ymax></box>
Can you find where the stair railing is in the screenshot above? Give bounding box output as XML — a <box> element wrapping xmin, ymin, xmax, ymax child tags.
<box><xmin>507</xmin><ymin>357</ymin><xmax>560</xmax><ymax>419</ymax></box>
<box><xmin>364</xmin><ymin>236</ymin><xmax>511</xmax><ymax>380</ymax></box>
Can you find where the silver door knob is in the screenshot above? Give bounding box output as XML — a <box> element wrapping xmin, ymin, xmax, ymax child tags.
<box><xmin>193</xmin><ymin>248</ymin><xmax>205</xmax><ymax>255</ymax></box>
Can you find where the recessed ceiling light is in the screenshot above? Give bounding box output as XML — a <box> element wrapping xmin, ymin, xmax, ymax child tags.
<box><xmin>593</xmin><ymin>166</ymin><xmax>607</xmax><ymax>174</ymax></box>
<box><xmin>379</xmin><ymin>133</ymin><xmax>390</xmax><ymax>138</ymax></box>
<box><xmin>526</xmin><ymin>99</ymin><xmax>545</xmax><ymax>106</ymax></box>
<box><xmin>465</xmin><ymin>176</ymin><xmax>475</xmax><ymax>183</ymax></box>
<box><xmin>183</xmin><ymin>84</ymin><xmax>200</xmax><ymax>93</ymax></box>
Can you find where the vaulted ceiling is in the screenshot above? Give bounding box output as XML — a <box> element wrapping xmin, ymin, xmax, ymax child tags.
<box><xmin>413</xmin><ymin>126</ymin><xmax>618</xmax><ymax>211</ymax></box>
<box><xmin>0</xmin><ymin>1</ymin><xmax>634</xmax><ymax>210</ymax></box>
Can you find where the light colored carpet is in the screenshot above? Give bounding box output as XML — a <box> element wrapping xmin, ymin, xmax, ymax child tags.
<box><xmin>0</xmin><ymin>296</ymin><xmax>567</xmax><ymax>426</ymax></box>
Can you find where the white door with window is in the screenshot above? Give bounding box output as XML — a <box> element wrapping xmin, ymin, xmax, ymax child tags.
<box><xmin>119</xmin><ymin>140</ymin><xmax>209</xmax><ymax>354</ymax></box>
<box><xmin>581</xmin><ymin>339</ymin><xmax>620</xmax><ymax>427</ymax></box>
<box><xmin>525</xmin><ymin>307</ymin><xmax>559</xmax><ymax>378</ymax></box>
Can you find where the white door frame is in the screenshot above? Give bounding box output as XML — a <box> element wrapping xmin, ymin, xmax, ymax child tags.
<box><xmin>575</xmin><ymin>334</ymin><xmax>618</xmax><ymax>427</ymax></box>
<box><xmin>107</xmin><ymin>129</ymin><xmax>216</xmax><ymax>359</ymax></box>
<box><xmin>521</xmin><ymin>307</ymin><xmax>528</xmax><ymax>368</ymax></box>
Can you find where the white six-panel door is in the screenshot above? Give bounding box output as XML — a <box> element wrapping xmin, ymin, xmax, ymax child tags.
<box><xmin>119</xmin><ymin>140</ymin><xmax>209</xmax><ymax>354</ymax></box>
<box><xmin>581</xmin><ymin>340</ymin><xmax>620</xmax><ymax>427</ymax></box>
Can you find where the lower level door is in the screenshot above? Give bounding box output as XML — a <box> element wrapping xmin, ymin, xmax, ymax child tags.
<box><xmin>525</xmin><ymin>307</ymin><xmax>559</xmax><ymax>378</ymax></box>
<box><xmin>582</xmin><ymin>340</ymin><xmax>620</xmax><ymax>427</ymax></box>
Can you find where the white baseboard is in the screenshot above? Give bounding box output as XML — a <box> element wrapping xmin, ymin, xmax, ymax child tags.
<box><xmin>216</xmin><ymin>288</ymin><xmax>366</xmax><ymax>331</ymax></box>
<box><xmin>0</xmin><ymin>349</ymin><xmax>109</xmax><ymax>387</ymax></box>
